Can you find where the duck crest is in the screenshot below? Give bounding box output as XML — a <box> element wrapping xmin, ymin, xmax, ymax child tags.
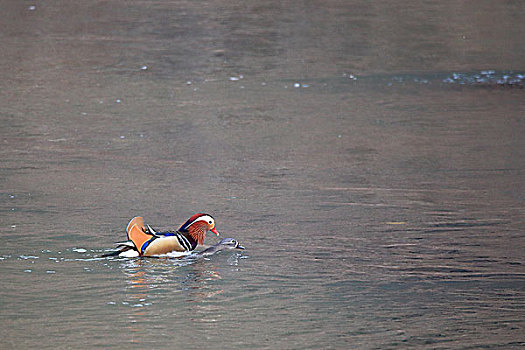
<box><xmin>179</xmin><ymin>213</ymin><xmax>210</xmax><ymax>246</ymax></box>
<box><xmin>179</xmin><ymin>213</ymin><xmax>207</xmax><ymax>230</ymax></box>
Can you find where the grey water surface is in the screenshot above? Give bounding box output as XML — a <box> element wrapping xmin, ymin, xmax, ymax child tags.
<box><xmin>1</xmin><ymin>1</ymin><xmax>524</xmax><ymax>349</ymax></box>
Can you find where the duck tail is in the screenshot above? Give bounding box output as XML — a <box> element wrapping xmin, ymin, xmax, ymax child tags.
<box><xmin>100</xmin><ymin>241</ymin><xmax>136</xmax><ymax>257</ymax></box>
<box><xmin>100</xmin><ymin>249</ymin><xmax>125</xmax><ymax>257</ymax></box>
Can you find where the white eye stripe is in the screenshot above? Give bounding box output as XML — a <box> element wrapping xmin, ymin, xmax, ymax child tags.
<box><xmin>188</xmin><ymin>215</ymin><xmax>214</xmax><ymax>227</ymax></box>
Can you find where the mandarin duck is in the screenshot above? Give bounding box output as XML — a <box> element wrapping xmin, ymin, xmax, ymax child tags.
<box><xmin>103</xmin><ymin>213</ymin><xmax>220</xmax><ymax>257</ymax></box>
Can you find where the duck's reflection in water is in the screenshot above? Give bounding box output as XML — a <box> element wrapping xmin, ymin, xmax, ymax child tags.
<box><xmin>182</xmin><ymin>260</ymin><xmax>224</xmax><ymax>303</ymax></box>
<box><xmin>118</xmin><ymin>246</ymin><xmax>244</xmax><ymax>332</ymax></box>
<box><xmin>118</xmin><ymin>258</ymin><xmax>225</xmax><ymax>340</ymax></box>
<box><xmin>121</xmin><ymin>256</ymin><xmax>225</xmax><ymax>309</ymax></box>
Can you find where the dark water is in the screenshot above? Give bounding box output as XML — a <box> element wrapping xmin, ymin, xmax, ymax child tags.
<box><xmin>1</xmin><ymin>1</ymin><xmax>524</xmax><ymax>349</ymax></box>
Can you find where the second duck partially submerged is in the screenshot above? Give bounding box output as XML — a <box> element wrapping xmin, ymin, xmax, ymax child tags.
<box><xmin>189</xmin><ymin>238</ymin><xmax>245</xmax><ymax>258</ymax></box>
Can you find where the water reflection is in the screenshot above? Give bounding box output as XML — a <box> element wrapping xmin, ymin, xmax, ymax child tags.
<box><xmin>118</xmin><ymin>255</ymin><xmax>243</xmax><ymax>335</ymax></box>
<box><xmin>121</xmin><ymin>257</ymin><xmax>230</xmax><ymax>305</ymax></box>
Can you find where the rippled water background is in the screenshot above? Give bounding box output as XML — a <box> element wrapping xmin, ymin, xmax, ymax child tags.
<box><xmin>1</xmin><ymin>1</ymin><xmax>524</xmax><ymax>349</ymax></box>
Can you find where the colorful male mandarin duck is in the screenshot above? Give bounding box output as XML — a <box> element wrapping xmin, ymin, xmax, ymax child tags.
<box><xmin>105</xmin><ymin>213</ymin><xmax>219</xmax><ymax>257</ymax></box>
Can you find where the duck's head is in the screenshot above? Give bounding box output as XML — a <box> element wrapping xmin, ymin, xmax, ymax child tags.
<box><xmin>218</xmin><ymin>237</ymin><xmax>245</xmax><ymax>250</ymax></box>
<box><xmin>179</xmin><ymin>213</ymin><xmax>220</xmax><ymax>245</ymax></box>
